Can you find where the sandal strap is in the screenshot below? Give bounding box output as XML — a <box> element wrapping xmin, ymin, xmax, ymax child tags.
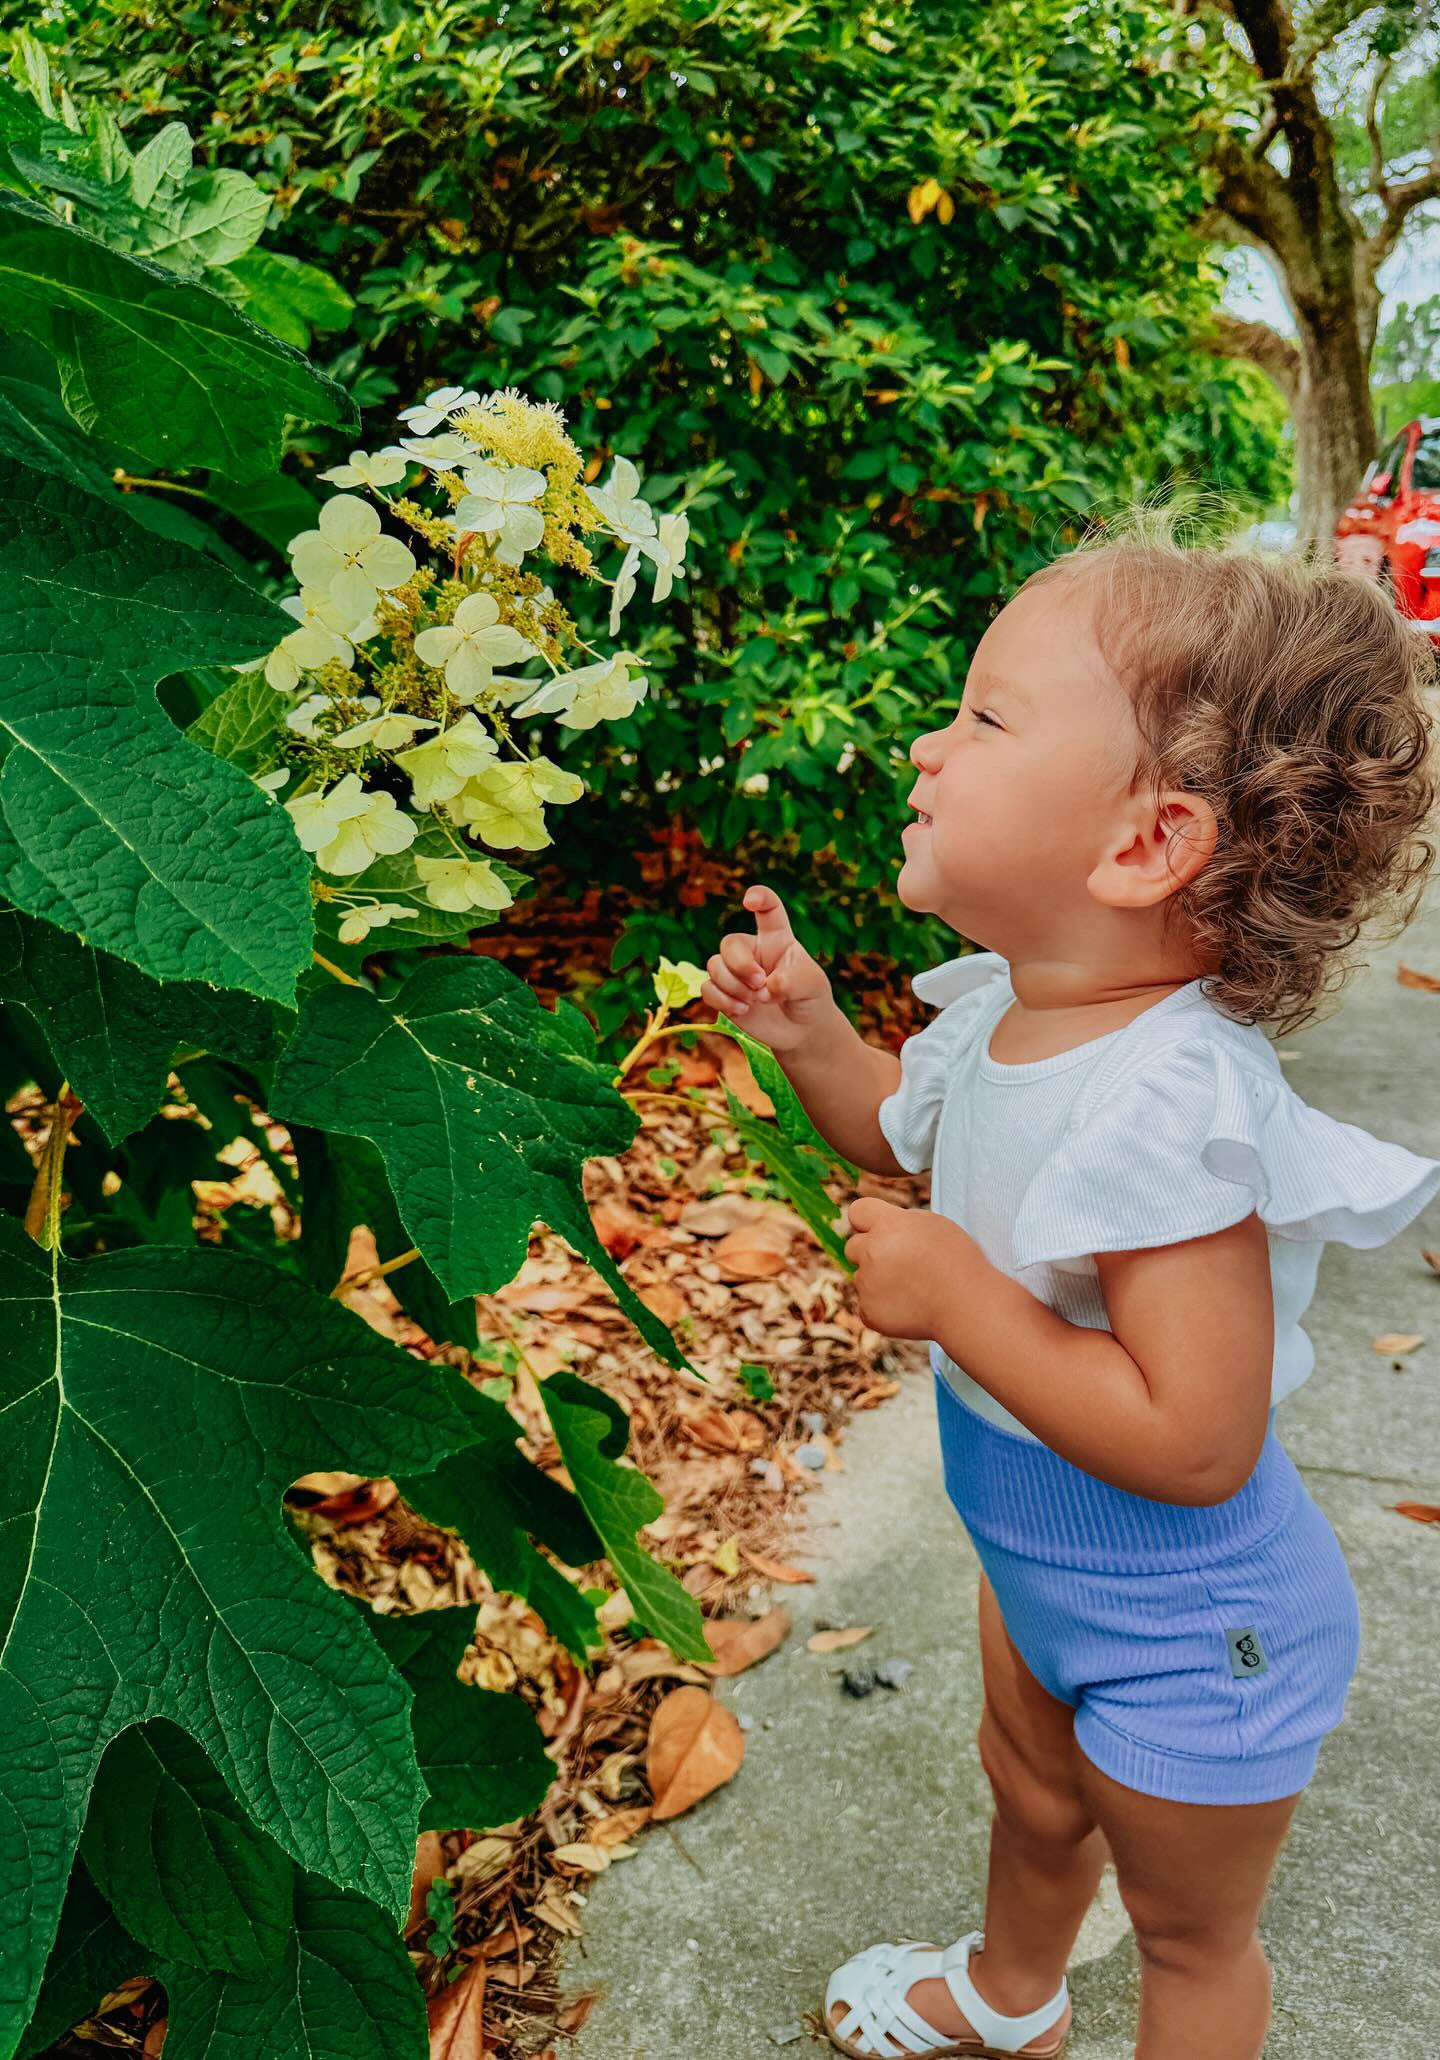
<box><xmin>827</xmin><ymin>1941</ymin><xmax>956</xmax><ymax>2056</ymax></box>
<box><xmin>938</xmin><ymin>1933</ymin><xmax>1068</xmax><ymax>2052</ymax></box>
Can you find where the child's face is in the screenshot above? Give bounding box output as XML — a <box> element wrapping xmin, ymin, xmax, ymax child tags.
<box><xmin>898</xmin><ymin>573</ymin><xmax>1147</xmax><ymax>951</ymax></box>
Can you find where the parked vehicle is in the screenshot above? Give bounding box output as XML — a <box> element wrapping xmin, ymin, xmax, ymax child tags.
<box><xmin>1335</xmin><ymin>417</ymin><xmax>1440</xmax><ymax>639</ymax></box>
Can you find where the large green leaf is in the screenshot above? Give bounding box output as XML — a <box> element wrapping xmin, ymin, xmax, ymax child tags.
<box><xmin>367</xmin><ymin>1608</ymin><xmax>555</xmax><ymax>1832</ymax></box>
<box><xmin>0</xmin><ymin>908</ymin><xmax>280</xmax><ymax>1146</ymax></box>
<box><xmin>0</xmin><ymin>463</ymin><xmax>314</xmax><ymax>1004</ymax></box>
<box><xmin>0</xmin><ymin>340</ymin><xmax>251</xmax><ymax>569</ymax></box>
<box><xmin>398</xmin><ymin>1371</ymin><xmax>710</xmax><ymax>1668</ymax></box>
<box><xmin>216</xmin><ymin>246</ymin><xmax>355</xmax><ymax>351</ymax></box>
<box><xmin>398</xmin><ymin>1442</ymin><xmax>608</xmax><ymax>1662</ymax></box>
<box><xmin>187</xmin><ymin>670</ymin><xmax>290</xmax><ymax>774</ymax></box>
<box><xmin>267</xmin><ymin>955</ymin><xmax>692</xmax><ymax>1369</ymax></box>
<box><xmin>289</xmin><ymin>1126</ymin><xmax>478</xmax><ymax>1349</ymax></box>
<box><xmin>161</xmin><ymin>1872</ymin><xmax>427</xmax><ymax>2060</ymax></box>
<box><xmin>0</xmin><ymin>1214</ymin><xmax>519</xmax><ymax>2053</ymax></box>
<box><xmin>80</xmin><ymin>1723</ymin><xmax>291</xmax><ymax>1978</ymax></box>
<box><xmin>19</xmin><ymin>1861</ymin><xmax>427</xmax><ymax>2060</ymax></box>
<box><xmin>0</xmin><ymin>191</ymin><xmax>353</xmax><ymax>479</ymax></box>
<box><xmin>542</xmin><ymin>1370</ymin><xmax>710</xmax><ymax>1661</ymax></box>
<box><xmin>14</xmin><ymin>1865</ymin><xmax>142</xmax><ymax>2060</ymax></box>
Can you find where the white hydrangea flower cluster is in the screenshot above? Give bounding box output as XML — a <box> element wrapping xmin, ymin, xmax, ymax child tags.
<box><xmin>244</xmin><ymin>383</ymin><xmax>692</xmax><ymax>946</ymax></box>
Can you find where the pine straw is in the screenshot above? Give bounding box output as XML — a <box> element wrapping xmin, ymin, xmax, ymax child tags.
<box><xmin>29</xmin><ymin>936</ymin><xmax>937</xmax><ymax>2059</ymax></box>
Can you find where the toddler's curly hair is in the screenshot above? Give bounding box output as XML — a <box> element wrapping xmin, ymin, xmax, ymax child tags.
<box><xmin>1024</xmin><ymin>527</ymin><xmax>1437</xmax><ymax>1035</ymax></box>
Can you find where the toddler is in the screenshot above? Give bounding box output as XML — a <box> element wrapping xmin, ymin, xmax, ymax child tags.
<box><xmin>701</xmin><ymin>534</ymin><xmax>1439</xmax><ymax>2059</ymax></box>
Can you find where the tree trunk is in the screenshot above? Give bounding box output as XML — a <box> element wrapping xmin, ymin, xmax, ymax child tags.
<box><xmin>1290</xmin><ymin>304</ymin><xmax>1376</xmax><ymax>552</ymax></box>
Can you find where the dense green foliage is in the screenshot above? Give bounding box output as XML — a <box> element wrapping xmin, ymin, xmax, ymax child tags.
<box><xmin>1374</xmin><ymin>293</ymin><xmax>1440</xmax><ymax>436</ymax></box>
<box><xmin>44</xmin><ymin>0</ymin><xmax>1290</xmax><ymax>995</ymax></box>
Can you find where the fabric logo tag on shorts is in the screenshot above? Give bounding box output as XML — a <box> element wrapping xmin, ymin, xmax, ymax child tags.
<box><xmin>1225</xmin><ymin>1627</ymin><xmax>1269</xmax><ymax>1678</ymax></box>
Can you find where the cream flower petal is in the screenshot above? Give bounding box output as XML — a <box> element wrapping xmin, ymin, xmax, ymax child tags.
<box><xmin>475</xmin><ymin>623</ymin><xmax>536</xmax><ymax>665</ymax></box>
<box><xmin>362</xmin><ymin>799</ymin><xmax>418</xmax><ymax>858</ymax></box>
<box><xmin>502</xmin><ymin>504</ymin><xmax>545</xmax><ymax>554</ymax></box>
<box><xmin>265</xmin><ymin>648</ymin><xmax>303</xmax><ymax>693</ymax></box>
<box><xmin>363</xmin><ymin>535</ymin><xmax>417</xmax><ymax>590</ymax></box>
<box><xmin>452</xmin><ymin>493</ymin><xmax>503</xmax><ymax>534</ymax></box>
<box><xmin>318</xmin><ymin>495</ymin><xmax>381</xmax><ymax>549</ymax></box>
<box><xmin>330</xmin><ymin>566</ymin><xmax>379</xmax><ymax>622</ymax></box>
<box><xmin>290</xmin><ymin>535</ymin><xmax>343</xmax><ymax>587</ymax></box>
<box><xmin>398</xmin><ymin>432</ymin><xmax>471</xmax><ymax>467</ymax></box>
<box><xmin>330</xmin><ymin>713</ymin><xmax>438</xmax><ymax>749</ymax></box>
<box><xmin>451</xmin><ymin>592</ymin><xmax>501</xmax><ymax>633</ymax></box>
<box><xmin>446</xmin><ymin>639</ymin><xmax>493</xmax><ymax>702</ymax></box>
<box><xmin>318</xmin><ymin>822</ymin><xmax>378</xmax><ymax>874</ymax></box>
<box><xmin>414</xmin><ymin>625</ymin><xmax>461</xmax><ymax>669</ymax></box>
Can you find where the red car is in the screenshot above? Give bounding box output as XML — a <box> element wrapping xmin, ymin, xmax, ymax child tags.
<box><xmin>1335</xmin><ymin>416</ymin><xmax>1440</xmax><ymax>639</ymax></box>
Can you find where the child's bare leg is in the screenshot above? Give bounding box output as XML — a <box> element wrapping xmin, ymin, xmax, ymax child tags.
<box><xmin>963</xmin><ymin>1573</ymin><xmax>1109</xmax><ymax>2008</ymax></box>
<box><xmin>1077</xmin><ymin>1756</ymin><xmax>1303</xmax><ymax>2060</ymax></box>
<box><xmin>828</xmin><ymin>1573</ymin><xmax>1105</xmax><ymax>2049</ymax></box>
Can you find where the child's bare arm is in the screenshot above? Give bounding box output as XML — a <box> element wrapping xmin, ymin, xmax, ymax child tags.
<box><xmin>840</xmin><ymin>1202</ymin><xmax>1274</xmax><ymax>1502</ymax></box>
<box><xmin>774</xmin><ymin>1011</ymin><xmax>905</xmax><ymax>1178</ymax></box>
<box><xmin>701</xmin><ymin>884</ymin><xmax>905</xmax><ymax>1177</ymax></box>
<box><xmin>936</xmin><ymin>1214</ymin><xmax>1272</xmax><ymax>1502</ymax></box>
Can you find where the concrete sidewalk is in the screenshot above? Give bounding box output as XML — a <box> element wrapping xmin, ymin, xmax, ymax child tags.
<box><xmin>563</xmin><ymin>895</ymin><xmax>1440</xmax><ymax>2059</ymax></box>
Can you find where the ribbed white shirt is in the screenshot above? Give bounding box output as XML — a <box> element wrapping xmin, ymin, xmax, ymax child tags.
<box><xmin>876</xmin><ymin>953</ymin><xmax>1440</xmax><ymax>1444</ymax></box>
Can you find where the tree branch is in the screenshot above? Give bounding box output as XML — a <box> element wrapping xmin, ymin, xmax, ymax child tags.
<box><xmin>1363</xmin><ymin>59</ymin><xmax>1393</xmax><ymax>200</ymax></box>
<box><xmin>1362</xmin><ymin>149</ymin><xmax>1440</xmax><ymax>284</ymax></box>
<box><xmin>1208</xmin><ymin>129</ymin><xmax>1306</xmax><ymax>265</ymax></box>
<box><xmin>1201</xmin><ymin>311</ymin><xmax>1302</xmax><ymax>401</ymax></box>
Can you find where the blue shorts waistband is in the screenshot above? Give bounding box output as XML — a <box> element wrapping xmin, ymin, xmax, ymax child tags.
<box><xmin>931</xmin><ymin>1355</ymin><xmax>1298</xmax><ymax>1574</ymax></box>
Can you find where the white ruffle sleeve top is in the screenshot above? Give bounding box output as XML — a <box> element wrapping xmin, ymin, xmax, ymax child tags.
<box><xmin>876</xmin><ymin>952</ymin><xmax>1440</xmax><ymax>1444</ymax></box>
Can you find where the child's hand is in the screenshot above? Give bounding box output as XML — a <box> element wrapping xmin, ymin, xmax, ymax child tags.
<box><xmin>701</xmin><ymin>884</ymin><xmax>835</xmax><ymax>1053</ymax></box>
<box><xmin>833</xmin><ymin>1197</ymin><xmax>976</xmax><ymax>1339</ymax></box>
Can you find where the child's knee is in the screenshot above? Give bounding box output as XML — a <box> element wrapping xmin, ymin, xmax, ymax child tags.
<box><xmin>1122</xmin><ymin>1887</ymin><xmax>1265</xmax><ymax>1975</ymax></box>
<box><xmin>976</xmin><ymin>1705</ymin><xmax>1095</xmax><ymax>1847</ymax></box>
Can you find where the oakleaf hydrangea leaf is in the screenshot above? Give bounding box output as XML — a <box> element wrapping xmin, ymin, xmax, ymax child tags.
<box><xmin>80</xmin><ymin>1723</ymin><xmax>291</xmax><ymax>1978</ymax></box>
<box><xmin>0</xmin><ymin>191</ymin><xmax>354</xmax><ymax>479</ymax></box>
<box><xmin>0</xmin><ymin>1216</ymin><xmax>515</xmax><ymax>2053</ymax></box>
<box><xmin>161</xmin><ymin>1872</ymin><xmax>427</xmax><ymax>2060</ymax></box>
<box><xmin>0</xmin><ymin>339</ymin><xmax>250</xmax><ymax>570</ymax></box>
<box><xmin>0</xmin><ymin>908</ymin><xmax>280</xmax><ymax>1146</ymax></box>
<box><xmin>186</xmin><ymin>671</ymin><xmax>290</xmax><ymax>773</ymax></box>
<box><xmin>400</xmin><ymin>1370</ymin><xmax>709</xmax><ymax>1667</ymax></box>
<box><xmin>289</xmin><ymin>1126</ymin><xmax>478</xmax><ymax>1350</ymax></box>
<box><xmin>19</xmin><ymin>1862</ymin><xmax>426</xmax><ymax>2060</ymax></box>
<box><xmin>267</xmin><ymin>956</ymin><xmax>693</xmax><ymax>1370</ymax></box>
<box><xmin>541</xmin><ymin>1371</ymin><xmax>711</xmax><ymax>1662</ymax></box>
<box><xmin>0</xmin><ymin>464</ymin><xmax>314</xmax><ymax>1003</ymax></box>
<box><xmin>365</xmin><ymin>1609</ymin><xmax>555</xmax><ymax>1832</ymax></box>
<box><xmin>398</xmin><ymin>1442</ymin><xmax>609</xmax><ymax>1663</ymax></box>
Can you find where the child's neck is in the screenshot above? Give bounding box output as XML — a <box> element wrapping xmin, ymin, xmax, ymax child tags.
<box><xmin>986</xmin><ymin>934</ymin><xmax>1206</xmax><ymax>1064</ymax></box>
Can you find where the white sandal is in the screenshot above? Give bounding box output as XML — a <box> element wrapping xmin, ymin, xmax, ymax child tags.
<box><xmin>823</xmin><ymin>1930</ymin><xmax>1069</xmax><ymax>2058</ymax></box>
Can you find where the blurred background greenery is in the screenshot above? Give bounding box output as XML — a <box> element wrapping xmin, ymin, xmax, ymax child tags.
<box><xmin>6</xmin><ymin>0</ymin><xmax>1435</xmax><ymax>1029</ymax></box>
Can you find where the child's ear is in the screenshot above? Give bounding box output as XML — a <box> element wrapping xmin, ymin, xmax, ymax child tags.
<box><xmin>1086</xmin><ymin>789</ymin><xmax>1219</xmax><ymax>910</ymax></box>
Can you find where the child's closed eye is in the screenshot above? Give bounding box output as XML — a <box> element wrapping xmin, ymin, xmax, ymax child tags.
<box><xmin>969</xmin><ymin>707</ymin><xmax>1004</xmax><ymax>730</ymax></box>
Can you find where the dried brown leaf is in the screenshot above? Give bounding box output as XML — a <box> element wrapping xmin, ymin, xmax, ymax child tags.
<box><xmin>700</xmin><ymin>1607</ymin><xmax>792</xmax><ymax>1677</ymax></box>
<box><xmin>646</xmin><ymin>1685</ymin><xmax>746</xmax><ymax>1821</ymax></box>
<box><xmin>1392</xmin><ymin>1502</ymin><xmax>1440</xmax><ymax>1524</ymax></box>
<box><xmin>427</xmin><ymin>1958</ymin><xmax>487</xmax><ymax>2060</ymax></box>
<box><xmin>806</xmin><ymin>1625</ymin><xmax>875</xmax><ymax>1653</ymax></box>
<box><xmin>1372</xmin><ymin>1333</ymin><xmax>1423</xmax><ymax>1355</ymax></box>
<box><xmin>740</xmin><ymin>1546</ymin><xmax>816</xmax><ymax>1585</ymax></box>
<box><xmin>589</xmin><ymin>1804</ymin><xmax>652</xmax><ymax>1847</ymax></box>
<box><xmin>408</xmin><ymin>1830</ymin><xmax>445</xmax><ymax>1935</ymax></box>
<box><xmin>1397</xmin><ymin>963</ymin><xmax>1440</xmax><ymax>992</ymax></box>
<box><xmin>555</xmin><ymin>1990</ymin><xmax>602</xmax><ymax>2037</ymax></box>
<box><xmin>532</xmin><ymin>1876</ymin><xmax>586</xmax><ymax>1935</ymax></box>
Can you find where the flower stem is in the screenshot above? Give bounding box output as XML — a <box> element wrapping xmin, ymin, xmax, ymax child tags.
<box><xmin>25</xmin><ymin>1081</ymin><xmax>83</xmax><ymax>1249</ymax></box>
<box><xmin>312</xmin><ymin>951</ymin><xmax>364</xmax><ymax>986</ymax></box>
